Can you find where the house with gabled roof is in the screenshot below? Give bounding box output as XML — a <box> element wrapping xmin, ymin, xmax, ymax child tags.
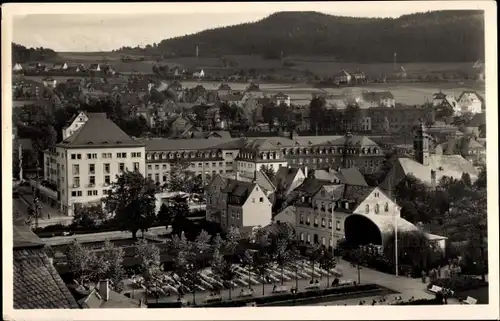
<box><xmin>51</xmin><ymin>62</ymin><xmax>68</xmax><ymax>71</ymax></box>
<box><xmin>42</xmin><ymin>113</ymin><xmax>146</xmax><ymax>216</ymax></box>
<box><xmin>242</xmin><ymin>82</ymin><xmax>265</xmax><ymax>101</ymax></box>
<box><xmin>62</xmin><ymin>111</ymin><xmax>89</xmax><ymax>140</ymax></box>
<box><xmin>334</xmin><ymin>69</ymin><xmax>352</xmax><ymax>85</ymax></box>
<box><xmin>456</xmin><ymin>91</ymin><xmax>483</xmax><ymax>114</ymax></box>
<box><xmin>272</xmin><ymin>167</ymin><xmax>306</xmax><ymax>200</ymax></box>
<box><xmin>193</xmin><ymin>69</ymin><xmax>205</xmax><ymax>78</ymax></box>
<box><xmin>13</xmin><ymin>63</ymin><xmax>23</xmax><ymax>72</ymax></box>
<box><xmin>205</xmin><ymin>174</ymin><xmax>273</xmax><ymax>233</ymax></box>
<box><xmin>272</xmin><ymin>92</ymin><xmax>291</xmax><ymax>107</ymax></box>
<box><xmin>359</xmin><ymin>91</ymin><xmax>396</xmax><ymax>108</ymax></box>
<box><xmin>89</xmin><ymin>64</ymin><xmax>101</xmax><ymax>72</ymax></box>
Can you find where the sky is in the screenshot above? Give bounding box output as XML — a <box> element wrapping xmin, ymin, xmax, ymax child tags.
<box><xmin>9</xmin><ymin>2</ymin><xmax>483</xmax><ymax>52</ymax></box>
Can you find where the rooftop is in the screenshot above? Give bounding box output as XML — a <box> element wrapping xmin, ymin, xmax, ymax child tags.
<box><xmin>57</xmin><ymin>113</ymin><xmax>143</xmax><ymax>149</ymax></box>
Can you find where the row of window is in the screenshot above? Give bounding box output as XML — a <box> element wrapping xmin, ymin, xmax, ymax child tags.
<box><xmin>72</xmin><ymin>163</ymin><xmax>139</xmax><ymax>175</ymax></box>
<box><xmin>147</xmin><ymin>151</ymin><xmax>222</xmax><ymax>160</ymax></box>
<box><xmin>71</xmin><ymin>189</ymin><xmax>111</xmax><ymax>197</ymax></box>
<box><xmin>299</xmin><ymin>216</ymin><xmax>341</xmax><ymax>230</ymax></box>
<box><xmin>299</xmin><ymin>233</ymin><xmax>334</xmax><ymax>247</ymax></box>
<box><xmin>283</xmin><ymin>147</ymin><xmax>380</xmax><ymax>156</ymax></box>
<box><xmin>221</xmin><ymin>210</ymin><xmax>241</xmax><ymax>219</ymax></box>
<box><xmin>70</xmin><ymin>152</ymin><xmax>141</xmax><ymax>160</ymax></box>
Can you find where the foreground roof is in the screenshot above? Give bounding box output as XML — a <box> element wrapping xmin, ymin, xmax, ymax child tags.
<box><xmin>13</xmin><ymin>225</ymin><xmax>79</xmax><ymax>309</ymax></box>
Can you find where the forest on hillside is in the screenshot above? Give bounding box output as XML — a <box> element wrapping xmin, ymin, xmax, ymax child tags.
<box><xmin>131</xmin><ymin>10</ymin><xmax>484</xmax><ymax>63</ymax></box>
<box><xmin>12</xmin><ymin>43</ymin><xmax>58</xmax><ymax>63</ymax></box>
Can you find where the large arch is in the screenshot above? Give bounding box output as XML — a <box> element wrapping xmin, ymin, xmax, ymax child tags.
<box><xmin>344</xmin><ymin>214</ymin><xmax>383</xmax><ymax>246</ymax></box>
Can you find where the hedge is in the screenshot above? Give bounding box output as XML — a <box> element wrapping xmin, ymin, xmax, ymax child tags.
<box><xmin>393</xmin><ymin>297</ymin><xmax>443</xmax><ymax>305</ymax></box>
<box><xmin>427</xmin><ymin>276</ymin><xmax>488</xmax><ymax>293</ymax></box>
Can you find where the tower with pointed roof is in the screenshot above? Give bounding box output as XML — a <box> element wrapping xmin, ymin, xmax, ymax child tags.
<box><xmin>414</xmin><ymin>122</ymin><xmax>430</xmax><ymax>166</ymax></box>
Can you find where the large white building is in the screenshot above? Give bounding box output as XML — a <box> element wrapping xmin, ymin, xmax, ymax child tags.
<box><xmin>43</xmin><ymin>113</ymin><xmax>146</xmax><ymax>216</ymax></box>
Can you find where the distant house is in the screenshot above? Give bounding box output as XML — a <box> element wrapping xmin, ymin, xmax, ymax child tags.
<box><xmin>170</xmin><ymin>66</ymin><xmax>185</xmax><ymax>77</ymax></box>
<box><xmin>217</xmin><ymin>83</ymin><xmax>232</xmax><ymax>97</ymax></box>
<box><xmin>62</xmin><ymin>111</ymin><xmax>89</xmax><ymax>140</ymax></box>
<box><xmin>51</xmin><ymin>62</ymin><xmax>68</xmax><ymax>71</ymax></box>
<box><xmin>243</xmin><ymin>83</ymin><xmax>265</xmax><ymax>100</ymax></box>
<box><xmin>394</xmin><ymin>66</ymin><xmax>407</xmax><ymax>78</ymax></box>
<box><xmin>193</xmin><ymin>69</ymin><xmax>205</xmax><ymax>78</ymax></box>
<box><xmin>435</xmin><ymin>137</ymin><xmax>486</xmax><ymax>166</ymax></box>
<box><xmin>169</xmin><ymin>114</ymin><xmax>195</xmax><ymax>135</ymax></box>
<box><xmin>75</xmin><ymin>64</ymin><xmax>87</xmax><ymax>72</ymax></box>
<box><xmin>432</xmin><ymin>91</ymin><xmax>460</xmax><ymax>115</ymax></box>
<box><xmin>13</xmin><ymin>63</ymin><xmax>23</xmax><ymax>72</ymax></box>
<box><xmin>351</xmin><ymin>70</ymin><xmax>366</xmax><ymax>84</ymax></box>
<box><xmin>359</xmin><ymin>91</ymin><xmax>396</xmax><ymax>108</ymax></box>
<box><xmin>334</xmin><ymin>70</ymin><xmax>352</xmax><ymax>85</ymax></box>
<box><xmin>27</xmin><ymin>63</ymin><xmax>42</xmax><ymax>72</ymax></box>
<box><xmin>457</xmin><ymin>91</ymin><xmax>483</xmax><ymax>114</ymax></box>
<box><xmin>89</xmin><ymin>64</ymin><xmax>101</xmax><ymax>72</ymax></box>
<box><xmin>272</xmin><ymin>92</ymin><xmax>291</xmax><ymax>107</ymax></box>
<box><xmin>42</xmin><ymin>77</ymin><xmax>57</xmax><ymax>88</ymax></box>
<box><xmin>100</xmin><ymin>64</ymin><xmax>116</xmax><ymax>75</ymax></box>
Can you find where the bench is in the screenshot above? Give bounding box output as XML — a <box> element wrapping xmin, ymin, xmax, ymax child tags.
<box><xmin>462</xmin><ymin>296</ymin><xmax>478</xmax><ymax>305</ymax></box>
<box><xmin>428</xmin><ymin>285</ymin><xmax>443</xmax><ymax>294</ymax></box>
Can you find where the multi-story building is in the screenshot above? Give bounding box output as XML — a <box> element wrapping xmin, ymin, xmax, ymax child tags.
<box><xmin>205</xmin><ymin>174</ymin><xmax>272</xmax><ymax>233</ymax></box>
<box><xmin>358</xmin><ymin>91</ymin><xmax>396</xmax><ymax>108</ymax></box>
<box><xmin>235</xmin><ymin>139</ymin><xmax>289</xmax><ymax>175</ymax></box>
<box><xmin>272</xmin><ymin>92</ymin><xmax>291</xmax><ymax>107</ymax></box>
<box><xmin>143</xmin><ymin>138</ymin><xmax>241</xmax><ymax>185</ymax></box>
<box><xmin>281</xmin><ymin>178</ymin><xmax>412</xmax><ymax>248</ymax></box>
<box><xmin>368</xmin><ymin>106</ymin><xmax>435</xmax><ymax>134</ymax></box>
<box><xmin>43</xmin><ymin>113</ymin><xmax>146</xmax><ymax>216</ymax></box>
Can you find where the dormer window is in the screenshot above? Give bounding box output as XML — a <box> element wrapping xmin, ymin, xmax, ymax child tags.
<box><xmin>169</xmin><ymin>153</ymin><xmax>174</xmax><ymax>159</ymax></box>
<box><xmin>147</xmin><ymin>154</ymin><xmax>152</xmax><ymax>160</ymax></box>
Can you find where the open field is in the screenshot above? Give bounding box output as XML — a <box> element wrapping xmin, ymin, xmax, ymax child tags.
<box><xmin>55</xmin><ymin>52</ymin><xmax>481</xmax><ymax>79</ymax></box>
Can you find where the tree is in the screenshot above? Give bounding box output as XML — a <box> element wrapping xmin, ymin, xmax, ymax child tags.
<box><xmin>274</xmin><ymin>239</ymin><xmax>289</xmax><ymax>285</ymax></box>
<box><xmin>252</xmin><ymin>250</ymin><xmax>272</xmax><ymax>295</ymax></box>
<box><xmin>103</xmin><ymin>170</ymin><xmax>157</xmax><ymax>239</ymax></box>
<box><xmin>65</xmin><ymin>239</ymin><xmax>100</xmax><ymax>285</ymax></box>
<box><xmin>383</xmin><ymin>230</ymin><xmax>439</xmax><ymax>275</ymax></box>
<box><xmin>435</xmin><ymin>102</ymin><xmax>455</xmax><ymax>120</ymax></box>
<box><xmin>445</xmin><ymin>188</ymin><xmax>487</xmax><ymax>281</ymax></box>
<box><xmin>309</xmin><ymin>97</ymin><xmax>326</xmax><ymax>132</ymax></box>
<box><xmin>72</xmin><ymin>203</ymin><xmax>107</xmax><ymax>229</ymax></box>
<box><xmin>474</xmin><ymin>165</ymin><xmax>486</xmax><ymax>189</ymax></box>
<box><xmin>169</xmin><ymin>197</ymin><xmax>191</xmax><ymax>235</ymax></box>
<box><xmin>135</xmin><ymin>238</ymin><xmax>161</xmax><ymax>296</ymax></box>
<box><xmin>210</xmin><ymin>237</ymin><xmax>237</xmax><ymax>299</ymax></box>
<box><xmin>240</xmin><ymin>249</ymin><xmax>254</xmax><ymax>289</ymax></box>
<box><xmin>260</xmin><ymin>164</ymin><xmax>276</xmax><ymax>180</ymax></box>
<box><xmin>343</xmin><ymin>104</ymin><xmax>362</xmax><ymax>131</ymax></box>
<box><xmin>305</xmin><ymin>243</ymin><xmax>323</xmax><ymax>281</ymax></box>
<box><xmin>319</xmin><ymin>250</ymin><xmax>337</xmax><ymax>287</ymax></box>
<box><xmin>186</xmin><ymin>230</ymin><xmax>211</xmax><ymax>304</ymax></box>
<box><xmin>101</xmin><ymin>240</ymin><xmax>126</xmax><ymax>291</ymax></box>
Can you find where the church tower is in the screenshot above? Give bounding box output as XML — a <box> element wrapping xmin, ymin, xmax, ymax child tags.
<box><xmin>414</xmin><ymin>122</ymin><xmax>430</xmax><ymax>166</ymax></box>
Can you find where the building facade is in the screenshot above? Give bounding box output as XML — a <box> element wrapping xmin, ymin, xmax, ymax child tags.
<box><xmin>43</xmin><ymin>113</ymin><xmax>146</xmax><ymax>216</ymax></box>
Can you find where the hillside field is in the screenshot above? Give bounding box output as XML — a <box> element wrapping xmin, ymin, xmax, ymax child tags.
<box><xmin>55</xmin><ymin>52</ymin><xmax>480</xmax><ymax>79</ymax></box>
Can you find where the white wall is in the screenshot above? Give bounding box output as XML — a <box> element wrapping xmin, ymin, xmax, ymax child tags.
<box><xmin>242</xmin><ymin>185</ymin><xmax>272</xmax><ymax>228</ymax></box>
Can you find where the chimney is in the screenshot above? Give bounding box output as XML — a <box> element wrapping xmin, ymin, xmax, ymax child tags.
<box><xmin>99</xmin><ymin>280</ymin><xmax>110</xmax><ymax>301</ymax></box>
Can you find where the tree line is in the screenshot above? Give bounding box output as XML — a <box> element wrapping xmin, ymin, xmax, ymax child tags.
<box><xmin>12</xmin><ymin>43</ymin><xmax>58</xmax><ymax>63</ymax></box>
<box><xmin>138</xmin><ymin>10</ymin><xmax>484</xmax><ymax>63</ymax></box>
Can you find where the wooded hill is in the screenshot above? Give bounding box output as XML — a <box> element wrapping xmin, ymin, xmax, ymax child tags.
<box><xmin>140</xmin><ymin>10</ymin><xmax>484</xmax><ymax>63</ymax></box>
<box><xmin>12</xmin><ymin>43</ymin><xmax>58</xmax><ymax>63</ymax></box>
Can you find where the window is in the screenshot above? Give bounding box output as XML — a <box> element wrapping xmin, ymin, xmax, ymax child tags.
<box><xmin>89</xmin><ymin>176</ymin><xmax>95</xmax><ymax>186</ymax></box>
<box><xmin>155</xmin><ymin>173</ymin><xmax>159</xmax><ymax>182</ymax></box>
<box><xmin>212</xmin><ymin>162</ymin><xmax>216</xmax><ymax>167</ymax></box>
<box><xmin>147</xmin><ymin>173</ymin><xmax>152</xmax><ymax>180</ymax></box>
<box><xmin>71</xmin><ymin>154</ymin><xmax>76</xmax><ymax>160</ymax></box>
<box><xmin>322</xmin><ymin>237</ymin><xmax>326</xmax><ymax>245</ymax></box>
<box><xmin>89</xmin><ymin>164</ymin><xmax>95</xmax><ymax>174</ymax></box>
<box><xmin>131</xmin><ymin>162</ymin><xmax>139</xmax><ymax>171</ymax></box>
<box><xmin>365</xmin><ymin>204</ymin><xmax>370</xmax><ymax>214</ymax></box>
<box><xmin>300</xmin><ymin>233</ymin><xmax>304</xmax><ymax>242</ymax></box>
<box><xmin>300</xmin><ymin>215</ymin><xmax>304</xmax><ymax>224</ymax></box>
<box><xmin>306</xmin><ymin>216</ymin><xmax>311</xmax><ymax>225</ymax></box>
<box><xmin>198</xmin><ymin>163</ymin><xmax>203</xmax><ymax>168</ymax></box>
<box><xmin>328</xmin><ymin>219</ymin><xmax>332</xmax><ymax>229</ymax></box>
<box><xmin>148</xmin><ymin>164</ymin><xmax>152</xmax><ymax>170</ymax></box>
<box><xmin>73</xmin><ymin>177</ymin><xmax>80</xmax><ymax>187</ymax></box>
<box><xmin>119</xmin><ymin>163</ymin><xmax>125</xmax><ymax>172</ymax></box>
<box><xmin>314</xmin><ymin>217</ymin><xmax>318</xmax><ymax>226</ymax></box>
<box><xmin>163</xmin><ymin>175</ymin><xmax>167</xmax><ymax>182</ymax></box>
<box><xmin>131</xmin><ymin>152</ymin><xmax>141</xmax><ymax>158</ymax></box>
<box><xmin>219</xmin><ymin>162</ymin><xmax>223</xmax><ymax>167</ymax></box>
<box><xmin>71</xmin><ymin>191</ymin><xmax>77</xmax><ymax>197</ymax></box>
<box><xmin>321</xmin><ymin>218</ymin><xmax>326</xmax><ymax>227</ymax></box>
<box><xmin>259</xmin><ymin>197</ymin><xmax>264</xmax><ymax>203</ymax></box>
<box><xmin>384</xmin><ymin>203</ymin><xmax>389</xmax><ymax>212</ymax></box>
<box><xmin>375</xmin><ymin>204</ymin><xmax>380</xmax><ymax>214</ymax></box>
<box><xmin>87</xmin><ymin>153</ymin><xmax>97</xmax><ymax>159</ymax></box>
<box><xmin>87</xmin><ymin>190</ymin><xmax>93</xmax><ymax>196</ymax></box>
<box><xmin>101</xmin><ymin>153</ymin><xmax>112</xmax><ymax>159</ymax></box>
<box><xmin>104</xmin><ymin>175</ymin><xmax>110</xmax><ymax>185</ymax></box>
<box><xmin>307</xmin><ymin>234</ymin><xmax>311</xmax><ymax>243</ymax></box>
<box><xmin>163</xmin><ymin>164</ymin><xmax>167</xmax><ymax>169</ymax></box>
<box><xmin>103</xmin><ymin>163</ymin><xmax>110</xmax><ymax>174</ymax></box>
<box><xmin>155</xmin><ymin>164</ymin><xmax>159</xmax><ymax>170</ymax></box>
<box><xmin>336</xmin><ymin>220</ymin><xmax>341</xmax><ymax>231</ymax></box>
<box><xmin>102</xmin><ymin>190</ymin><xmax>108</xmax><ymax>195</ymax></box>
<box><xmin>117</xmin><ymin>152</ymin><xmax>127</xmax><ymax>158</ymax></box>
<box><xmin>72</xmin><ymin>164</ymin><xmax>79</xmax><ymax>175</ymax></box>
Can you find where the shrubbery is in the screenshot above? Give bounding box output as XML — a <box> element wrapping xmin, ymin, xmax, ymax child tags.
<box><xmin>427</xmin><ymin>276</ymin><xmax>488</xmax><ymax>293</ymax></box>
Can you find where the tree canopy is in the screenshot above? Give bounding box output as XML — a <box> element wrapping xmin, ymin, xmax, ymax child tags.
<box><xmin>135</xmin><ymin>11</ymin><xmax>484</xmax><ymax>63</ymax></box>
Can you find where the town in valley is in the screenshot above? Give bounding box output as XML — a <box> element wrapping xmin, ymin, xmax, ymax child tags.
<box><xmin>10</xmin><ymin>8</ymin><xmax>489</xmax><ymax>310</ymax></box>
